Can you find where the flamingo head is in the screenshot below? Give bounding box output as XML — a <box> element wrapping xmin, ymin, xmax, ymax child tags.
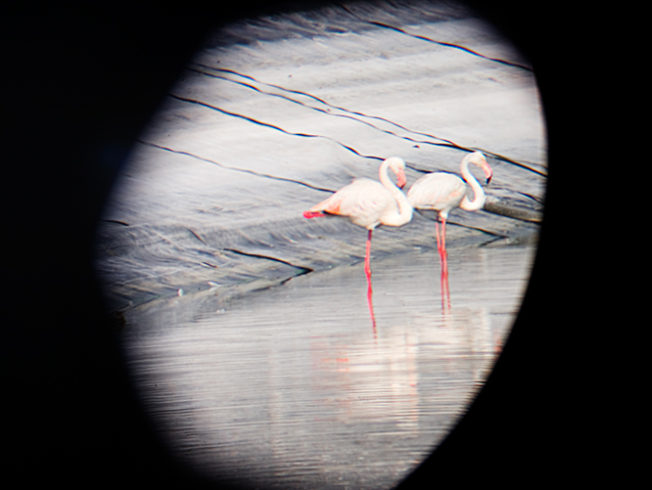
<box><xmin>385</xmin><ymin>157</ymin><xmax>407</xmax><ymax>188</ymax></box>
<box><xmin>468</xmin><ymin>151</ymin><xmax>493</xmax><ymax>184</ymax></box>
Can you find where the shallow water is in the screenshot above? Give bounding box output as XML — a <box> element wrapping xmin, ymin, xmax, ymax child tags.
<box><xmin>123</xmin><ymin>244</ymin><xmax>534</xmax><ymax>489</ymax></box>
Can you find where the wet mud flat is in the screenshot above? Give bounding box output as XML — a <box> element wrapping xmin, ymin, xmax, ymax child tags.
<box><xmin>122</xmin><ymin>244</ymin><xmax>535</xmax><ymax>489</ymax></box>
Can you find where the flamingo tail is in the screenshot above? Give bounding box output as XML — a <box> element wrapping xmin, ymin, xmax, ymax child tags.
<box><xmin>303</xmin><ymin>210</ymin><xmax>326</xmax><ymax>219</ymax></box>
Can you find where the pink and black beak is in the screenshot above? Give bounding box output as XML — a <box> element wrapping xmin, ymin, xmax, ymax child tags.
<box><xmin>482</xmin><ymin>162</ymin><xmax>493</xmax><ymax>185</ymax></box>
<box><xmin>396</xmin><ymin>169</ymin><xmax>407</xmax><ymax>189</ymax></box>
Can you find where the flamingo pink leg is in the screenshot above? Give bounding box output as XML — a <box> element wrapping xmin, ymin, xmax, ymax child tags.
<box><xmin>442</xmin><ymin>218</ymin><xmax>451</xmax><ymax>310</ymax></box>
<box><xmin>435</xmin><ymin>221</ymin><xmax>443</xmax><ymax>268</ymax></box>
<box><xmin>440</xmin><ymin>217</ymin><xmax>448</xmax><ymax>277</ymax></box>
<box><xmin>365</xmin><ymin>229</ymin><xmax>373</xmax><ymax>286</ymax></box>
<box><xmin>436</xmin><ymin>217</ymin><xmax>451</xmax><ymax>311</ymax></box>
<box><xmin>365</xmin><ymin>229</ymin><xmax>377</xmax><ymax>331</ymax></box>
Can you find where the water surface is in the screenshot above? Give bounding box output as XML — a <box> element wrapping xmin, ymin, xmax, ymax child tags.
<box><xmin>123</xmin><ymin>244</ymin><xmax>534</xmax><ymax>489</ymax></box>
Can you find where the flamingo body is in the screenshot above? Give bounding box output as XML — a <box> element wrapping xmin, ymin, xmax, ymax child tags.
<box><xmin>304</xmin><ymin>156</ymin><xmax>412</xmax><ymax>230</ymax></box>
<box><xmin>305</xmin><ymin>178</ymin><xmax>405</xmax><ymax>229</ymax></box>
<box><xmin>407</xmin><ymin>172</ymin><xmax>467</xmax><ymax>220</ymax></box>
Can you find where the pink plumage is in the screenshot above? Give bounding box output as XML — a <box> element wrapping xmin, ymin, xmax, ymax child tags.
<box><xmin>304</xmin><ymin>178</ymin><xmax>402</xmax><ymax>229</ymax></box>
<box><xmin>406</xmin><ymin>172</ymin><xmax>468</xmax><ymax>220</ymax></box>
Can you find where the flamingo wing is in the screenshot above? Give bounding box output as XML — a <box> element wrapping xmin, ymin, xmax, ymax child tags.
<box><xmin>407</xmin><ymin>172</ymin><xmax>466</xmax><ymax>212</ymax></box>
<box><xmin>308</xmin><ymin>178</ymin><xmax>395</xmax><ymax>229</ymax></box>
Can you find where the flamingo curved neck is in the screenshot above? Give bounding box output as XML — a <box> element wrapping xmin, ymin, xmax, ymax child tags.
<box><xmin>379</xmin><ymin>159</ymin><xmax>413</xmax><ymax>226</ymax></box>
<box><xmin>459</xmin><ymin>156</ymin><xmax>486</xmax><ymax>211</ymax></box>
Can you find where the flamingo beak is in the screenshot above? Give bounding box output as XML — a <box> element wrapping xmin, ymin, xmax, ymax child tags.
<box><xmin>483</xmin><ymin>164</ymin><xmax>493</xmax><ymax>185</ymax></box>
<box><xmin>396</xmin><ymin>170</ymin><xmax>407</xmax><ymax>189</ymax></box>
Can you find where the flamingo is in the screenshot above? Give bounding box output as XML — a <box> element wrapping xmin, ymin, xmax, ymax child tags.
<box><xmin>303</xmin><ymin>157</ymin><xmax>413</xmax><ymax>327</ymax></box>
<box><xmin>407</xmin><ymin>151</ymin><xmax>493</xmax><ymax>308</ymax></box>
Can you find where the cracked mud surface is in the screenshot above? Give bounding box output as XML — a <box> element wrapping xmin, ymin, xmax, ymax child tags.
<box><xmin>95</xmin><ymin>0</ymin><xmax>546</xmax><ymax>312</ymax></box>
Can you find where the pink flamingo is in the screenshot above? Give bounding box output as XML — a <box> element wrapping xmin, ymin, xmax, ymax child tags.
<box><xmin>303</xmin><ymin>157</ymin><xmax>413</xmax><ymax>328</ymax></box>
<box><xmin>407</xmin><ymin>151</ymin><xmax>493</xmax><ymax>309</ymax></box>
